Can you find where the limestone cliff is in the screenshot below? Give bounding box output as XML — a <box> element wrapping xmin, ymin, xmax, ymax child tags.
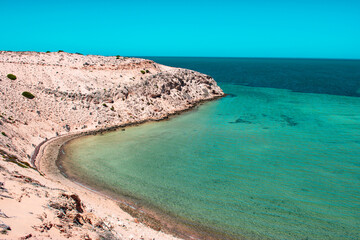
<box><xmin>0</xmin><ymin>51</ymin><xmax>224</xmax><ymax>163</ymax></box>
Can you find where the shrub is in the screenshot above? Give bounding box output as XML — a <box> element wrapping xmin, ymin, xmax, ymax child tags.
<box><xmin>46</xmin><ymin>51</ymin><xmax>51</xmax><ymax>53</ymax></box>
<box><xmin>110</xmin><ymin>106</ymin><xmax>115</xmax><ymax>111</ymax></box>
<box><xmin>116</xmin><ymin>55</ymin><xmax>120</xmax><ymax>59</ymax></box>
<box><xmin>141</xmin><ymin>70</ymin><xmax>146</xmax><ymax>74</ymax></box>
<box><xmin>22</xmin><ymin>91</ymin><xmax>35</xmax><ymax>99</ymax></box>
<box><xmin>7</xmin><ymin>74</ymin><xmax>16</xmax><ymax>80</ymax></box>
<box><xmin>58</xmin><ymin>50</ymin><xmax>64</xmax><ymax>53</ymax></box>
<box><xmin>146</xmin><ymin>70</ymin><xmax>150</xmax><ymax>73</ymax></box>
<box><xmin>1</xmin><ymin>132</ymin><xmax>7</xmax><ymax>137</ymax></box>
<box><xmin>103</xmin><ymin>103</ymin><xmax>108</xmax><ymax>107</ymax></box>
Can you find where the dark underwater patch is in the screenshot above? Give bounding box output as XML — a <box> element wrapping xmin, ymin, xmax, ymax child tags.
<box><xmin>229</xmin><ymin>118</ymin><xmax>252</xmax><ymax>124</ymax></box>
<box><xmin>226</xmin><ymin>93</ymin><xmax>237</xmax><ymax>98</ymax></box>
<box><xmin>281</xmin><ymin>114</ymin><xmax>298</xmax><ymax>126</ymax></box>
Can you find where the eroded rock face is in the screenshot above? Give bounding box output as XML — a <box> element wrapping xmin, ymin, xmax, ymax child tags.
<box><xmin>0</xmin><ymin>160</ymin><xmax>120</xmax><ymax>239</ymax></box>
<box><xmin>0</xmin><ymin>51</ymin><xmax>224</xmax><ymax>163</ymax></box>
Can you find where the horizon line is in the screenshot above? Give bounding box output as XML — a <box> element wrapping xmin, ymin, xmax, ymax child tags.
<box><xmin>133</xmin><ymin>56</ymin><xmax>360</xmax><ymax>61</ymax></box>
<box><xmin>1</xmin><ymin>50</ymin><xmax>359</xmax><ymax>61</ymax></box>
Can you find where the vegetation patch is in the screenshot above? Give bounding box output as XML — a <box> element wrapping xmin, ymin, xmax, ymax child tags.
<box><xmin>141</xmin><ymin>70</ymin><xmax>146</xmax><ymax>74</ymax></box>
<box><xmin>110</xmin><ymin>106</ymin><xmax>115</xmax><ymax>111</ymax></box>
<box><xmin>58</xmin><ymin>50</ymin><xmax>64</xmax><ymax>53</ymax></box>
<box><xmin>116</xmin><ymin>55</ymin><xmax>120</xmax><ymax>59</ymax></box>
<box><xmin>1</xmin><ymin>132</ymin><xmax>7</xmax><ymax>137</ymax></box>
<box><xmin>22</xmin><ymin>91</ymin><xmax>35</xmax><ymax>99</ymax></box>
<box><xmin>46</xmin><ymin>51</ymin><xmax>51</xmax><ymax>53</ymax></box>
<box><xmin>7</xmin><ymin>74</ymin><xmax>16</xmax><ymax>80</ymax></box>
<box><xmin>102</xmin><ymin>103</ymin><xmax>108</xmax><ymax>107</ymax></box>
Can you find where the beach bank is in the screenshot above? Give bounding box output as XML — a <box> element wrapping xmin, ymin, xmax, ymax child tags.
<box><xmin>0</xmin><ymin>51</ymin><xmax>224</xmax><ymax>239</ymax></box>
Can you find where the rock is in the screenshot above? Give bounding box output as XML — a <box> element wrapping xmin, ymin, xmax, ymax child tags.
<box><xmin>104</xmin><ymin>98</ymin><xmax>114</xmax><ymax>103</ymax></box>
<box><xmin>64</xmin><ymin>124</ymin><xmax>70</xmax><ymax>132</ymax></box>
<box><xmin>70</xmin><ymin>194</ymin><xmax>84</xmax><ymax>213</ymax></box>
<box><xmin>20</xmin><ymin>233</ymin><xmax>32</xmax><ymax>240</ymax></box>
<box><xmin>0</xmin><ymin>210</ymin><xmax>10</xmax><ymax>218</ymax></box>
<box><xmin>0</xmin><ymin>51</ymin><xmax>224</xmax><ymax>239</ymax></box>
<box><xmin>0</xmin><ymin>223</ymin><xmax>11</xmax><ymax>231</ymax></box>
<box><xmin>202</xmin><ymin>88</ymin><xmax>209</xmax><ymax>96</ymax></box>
<box><xmin>150</xmin><ymin>94</ymin><xmax>161</xmax><ymax>98</ymax></box>
<box><xmin>73</xmin><ymin>213</ymin><xmax>85</xmax><ymax>225</ymax></box>
<box><xmin>81</xmin><ymin>234</ymin><xmax>91</xmax><ymax>240</ymax></box>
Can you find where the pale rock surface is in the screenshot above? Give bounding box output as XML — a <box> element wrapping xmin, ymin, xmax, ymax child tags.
<box><xmin>0</xmin><ymin>51</ymin><xmax>224</xmax><ymax>239</ymax></box>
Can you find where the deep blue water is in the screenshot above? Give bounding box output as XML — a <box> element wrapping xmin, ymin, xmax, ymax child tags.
<box><xmin>63</xmin><ymin>58</ymin><xmax>360</xmax><ymax>239</ymax></box>
<box><xmin>145</xmin><ymin>57</ymin><xmax>360</xmax><ymax>97</ymax></box>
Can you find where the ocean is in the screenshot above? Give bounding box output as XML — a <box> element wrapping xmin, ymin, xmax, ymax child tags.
<box><xmin>61</xmin><ymin>58</ymin><xmax>360</xmax><ymax>239</ymax></box>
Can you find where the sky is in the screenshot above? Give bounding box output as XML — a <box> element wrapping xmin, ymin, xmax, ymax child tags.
<box><xmin>1</xmin><ymin>0</ymin><xmax>359</xmax><ymax>59</ymax></box>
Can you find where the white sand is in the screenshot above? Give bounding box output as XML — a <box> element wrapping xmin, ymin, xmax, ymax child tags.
<box><xmin>0</xmin><ymin>51</ymin><xmax>224</xmax><ymax>239</ymax></box>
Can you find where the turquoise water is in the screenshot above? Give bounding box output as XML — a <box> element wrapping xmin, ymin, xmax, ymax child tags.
<box><xmin>62</xmin><ymin>58</ymin><xmax>360</xmax><ymax>239</ymax></box>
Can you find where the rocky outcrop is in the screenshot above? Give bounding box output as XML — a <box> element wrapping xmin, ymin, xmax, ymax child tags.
<box><xmin>0</xmin><ymin>51</ymin><xmax>223</xmax><ymax>239</ymax></box>
<box><xmin>0</xmin><ymin>157</ymin><xmax>125</xmax><ymax>239</ymax></box>
<box><xmin>0</xmin><ymin>51</ymin><xmax>224</xmax><ymax>164</ymax></box>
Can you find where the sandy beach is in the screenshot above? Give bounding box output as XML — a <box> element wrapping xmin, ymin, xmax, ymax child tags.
<box><xmin>0</xmin><ymin>51</ymin><xmax>224</xmax><ymax>239</ymax></box>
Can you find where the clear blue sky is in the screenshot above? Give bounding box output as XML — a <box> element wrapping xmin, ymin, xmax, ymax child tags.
<box><xmin>1</xmin><ymin>0</ymin><xmax>359</xmax><ymax>59</ymax></box>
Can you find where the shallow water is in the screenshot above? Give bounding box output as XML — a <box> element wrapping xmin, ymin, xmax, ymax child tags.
<box><xmin>62</xmin><ymin>82</ymin><xmax>360</xmax><ymax>239</ymax></box>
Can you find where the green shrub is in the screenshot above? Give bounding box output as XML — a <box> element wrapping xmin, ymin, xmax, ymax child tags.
<box><xmin>75</xmin><ymin>52</ymin><xmax>83</xmax><ymax>55</ymax></box>
<box><xmin>58</xmin><ymin>50</ymin><xmax>64</xmax><ymax>53</ymax></box>
<box><xmin>110</xmin><ymin>106</ymin><xmax>115</xmax><ymax>111</ymax></box>
<box><xmin>46</xmin><ymin>51</ymin><xmax>51</xmax><ymax>53</ymax></box>
<box><xmin>141</xmin><ymin>70</ymin><xmax>146</xmax><ymax>74</ymax></box>
<box><xmin>103</xmin><ymin>103</ymin><xmax>108</xmax><ymax>107</ymax></box>
<box><xmin>7</xmin><ymin>74</ymin><xmax>16</xmax><ymax>80</ymax></box>
<box><xmin>22</xmin><ymin>91</ymin><xmax>35</xmax><ymax>99</ymax></box>
<box><xmin>146</xmin><ymin>69</ymin><xmax>150</xmax><ymax>73</ymax></box>
<box><xmin>116</xmin><ymin>55</ymin><xmax>120</xmax><ymax>59</ymax></box>
<box><xmin>1</xmin><ymin>132</ymin><xmax>7</xmax><ymax>137</ymax></box>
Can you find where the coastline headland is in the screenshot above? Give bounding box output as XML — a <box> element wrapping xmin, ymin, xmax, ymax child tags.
<box><xmin>0</xmin><ymin>51</ymin><xmax>224</xmax><ymax>239</ymax></box>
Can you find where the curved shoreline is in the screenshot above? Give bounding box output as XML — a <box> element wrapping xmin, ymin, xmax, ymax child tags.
<box><xmin>1</xmin><ymin>51</ymin><xmax>227</xmax><ymax>239</ymax></box>
<box><xmin>35</xmin><ymin>95</ymin><xmax>236</xmax><ymax>240</ymax></box>
<box><xmin>33</xmin><ymin>94</ymin><xmax>225</xmax><ymax>169</ymax></box>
